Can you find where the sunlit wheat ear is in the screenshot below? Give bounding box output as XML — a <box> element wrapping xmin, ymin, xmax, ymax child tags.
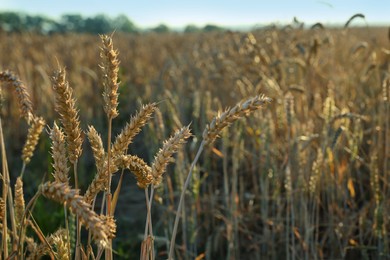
<box><xmin>51</xmin><ymin>229</ymin><xmax>69</xmax><ymax>260</ymax></box>
<box><xmin>120</xmin><ymin>155</ymin><xmax>153</xmax><ymax>189</ymax></box>
<box><xmin>87</xmin><ymin>125</ymin><xmax>105</xmax><ymax>171</ymax></box>
<box><xmin>84</xmin><ymin>157</ymin><xmax>119</xmax><ymax>204</ymax></box>
<box><xmin>100</xmin><ymin>34</ymin><xmax>120</xmax><ymax>119</ymax></box>
<box><xmin>22</xmin><ymin>116</ymin><xmax>45</xmax><ymax>164</ymax></box>
<box><xmin>99</xmin><ymin>215</ymin><xmax>116</xmax><ymax>240</ymax></box>
<box><xmin>27</xmin><ymin>229</ymin><xmax>68</xmax><ymax>260</ymax></box>
<box><xmin>111</xmin><ymin>103</ymin><xmax>157</xmax><ymax>158</ymax></box>
<box><xmin>50</xmin><ymin>122</ymin><xmax>69</xmax><ymax>184</ymax></box>
<box><xmin>0</xmin><ymin>70</ymin><xmax>33</xmax><ymax>124</ymax></box>
<box><xmin>151</xmin><ymin>125</ymin><xmax>192</xmax><ymax>187</ymax></box>
<box><xmin>14</xmin><ymin>177</ymin><xmax>25</xmax><ymax>228</ymax></box>
<box><xmin>83</xmin><ymin>126</ymin><xmax>109</xmax><ymax>204</ymax></box>
<box><xmin>52</xmin><ymin>68</ymin><xmax>83</xmax><ymax>164</ymax></box>
<box><xmin>203</xmin><ymin>95</ymin><xmax>272</xmax><ymax>144</ymax></box>
<box><xmin>41</xmin><ymin>181</ymin><xmax>111</xmax><ymax>247</ymax></box>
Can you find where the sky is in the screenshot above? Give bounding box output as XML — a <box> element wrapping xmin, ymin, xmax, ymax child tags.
<box><xmin>1</xmin><ymin>0</ymin><xmax>389</xmax><ymax>28</ymax></box>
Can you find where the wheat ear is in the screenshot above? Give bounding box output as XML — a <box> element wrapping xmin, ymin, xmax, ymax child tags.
<box><xmin>151</xmin><ymin>125</ymin><xmax>192</xmax><ymax>187</ymax></box>
<box><xmin>0</xmin><ymin>70</ymin><xmax>33</xmax><ymax>124</ymax></box>
<box><xmin>203</xmin><ymin>94</ymin><xmax>272</xmax><ymax>144</ymax></box>
<box><xmin>52</xmin><ymin>68</ymin><xmax>83</xmax><ymax>166</ymax></box>
<box><xmin>100</xmin><ymin>34</ymin><xmax>120</xmax><ymax>119</ymax></box>
<box><xmin>26</xmin><ymin>229</ymin><xmax>69</xmax><ymax>260</ymax></box>
<box><xmin>50</xmin><ymin>123</ymin><xmax>69</xmax><ymax>184</ymax></box>
<box><xmin>22</xmin><ymin>116</ymin><xmax>45</xmax><ymax>165</ymax></box>
<box><xmin>121</xmin><ymin>155</ymin><xmax>153</xmax><ymax>189</ymax></box>
<box><xmin>41</xmin><ymin>181</ymin><xmax>111</xmax><ymax>247</ymax></box>
<box><xmin>87</xmin><ymin>125</ymin><xmax>105</xmax><ymax>170</ymax></box>
<box><xmin>14</xmin><ymin>177</ymin><xmax>25</xmax><ymax>229</ymax></box>
<box><xmin>111</xmin><ymin>103</ymin><xmax>157</xmax><ymax>158</ymax></box>
<box><xmin>84</xmin><ymin>126</ymin><xmax>112</xmax><ymax>204</ymax></box>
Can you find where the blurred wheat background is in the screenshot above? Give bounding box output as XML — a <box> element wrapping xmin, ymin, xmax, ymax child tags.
<box><xmin>0</xmin><ymin>11</ymin><xmax>389</xmax><ymax>259</ymax></box>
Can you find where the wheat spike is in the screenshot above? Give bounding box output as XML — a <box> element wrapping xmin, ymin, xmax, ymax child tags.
<box><xmin>112</xmin><ymin>103</ymin><xmax>157</xmax><ymax>158</ymax></box>
<box><xmin>0</xmin><ymin>70</ymin><xmax>33</xmax><ymax>124</ymax></box>
<box><xmin>87</xmin><ymin>125</ymin><xmax>105</xmax><ymax>171</ymax></box>
<box><xmin>100</xmin><ymin>34</ymin><xmax>120</xmax><ymax>119</ymax></box>
<box><xmin>51</xmin><ymin>229</ymin><xmax>69</xmax><ymax>260</ymax></box>
<box><xmin>121</xmin><ymin>155</ymin><xmax>153</xmax><ymax>189</ymax></box>
<box><xmin>84</xmin><ymin>156</ymin><xmax>119</xmax><ymax>204</ymax></box>
<box><xmin>50</xmin><ymin>123</ymin><xmax>70</xmax><ymax>184</ymax></box>
<box><xmin>203</xmin><ymin>95</ymin><xmax>271</xmax><ymax>144</ymax></box>
<box><xmin>22</xmin><ymin>116</ymin><xmax>45</xmax><ymax>164</ymax></box>
<box><xmin>99</xmin><ymin>215</ymin><xmax>116</xmax><ymax>240</ymax></box>
<box><xmin>52</xmin><ymin>68</ymin><xmax>83</xmax><ymax>164</ymax></box>
<box><xmin>27</xmin><ymin>229</ymin><xmax>69</xmax><ymax>260</ymax></box>
<box><xmin>84</xmin><ymin>126</ymin><xmax>110</xmax><ymax>203</ymax></box>
<box><xmin>14</xmin><ymin>177</ymin><xmax>25</xmax><ymax>228</ymax></box>
<box><xmin>41</xmin><ymin>181</ymin><xmax>112</xmax><ymax>247</ymax></box>
<box><xmin>151</xmin><ymin>125</ymin><xmax>192</xmax><ymax>186</ymax></box>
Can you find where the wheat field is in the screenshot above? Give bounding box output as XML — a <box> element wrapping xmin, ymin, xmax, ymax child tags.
<box><xmin>0</xmin><ymin>22</ymin><xmax>389</xmax><ymax>259</ymax></box>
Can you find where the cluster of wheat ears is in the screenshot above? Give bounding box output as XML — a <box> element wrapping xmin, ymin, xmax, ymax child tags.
<box><xmin>0</xmin><ymin>34</ymin><xmax>270</xmax><ymax>259</ymax></box>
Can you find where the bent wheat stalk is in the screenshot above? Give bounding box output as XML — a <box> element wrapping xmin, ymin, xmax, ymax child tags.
<box><xmin>168</xmin><ymin>95</ymin><xmax>271</xmax><ymax>260</ymax></box>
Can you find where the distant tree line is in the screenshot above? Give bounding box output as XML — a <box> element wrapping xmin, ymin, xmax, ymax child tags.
<box><xmin>0</xmin><ymin>12</ymin><xmax>225</xmax><ymax>34</ymax></box>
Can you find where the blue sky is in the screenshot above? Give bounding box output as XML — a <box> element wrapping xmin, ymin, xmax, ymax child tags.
<box><xmin>1</xmin><ymin>0</ymin><xmax>388</xmax><ymax>27</ymax></box>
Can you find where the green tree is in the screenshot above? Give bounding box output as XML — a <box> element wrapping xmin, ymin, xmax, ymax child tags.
<box><xmin>203</xmin><ymin>24</ymin><xmax>224</xmax><ymax>32</ymax></box>
<box><xmin>113</xmin><ymin>14</ymin><xmax>138</xmax><ymax>33</ymax></box>
<box><xmin>84</xmin><ymin>14</ymin><xmax>113</xmax><ymax>34</ymax></box>
<box><xmin>152</xmin><ymin>24</ymin><xmax>170</xmax><ymax>33</ymax></box>
<box><xmin>60</xmin><ymin>14</ymin><xmax>85</xmax><ymax>32</ymax></box>
<box><xmin>184</xmin><ymin>24</ymin><xmax>200</xmax><ymax>33</ymax></box>
<box><xmin>0</xmin><ymin>12</ymin><xmax>24</xmax><ymax>32</ymax></box>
